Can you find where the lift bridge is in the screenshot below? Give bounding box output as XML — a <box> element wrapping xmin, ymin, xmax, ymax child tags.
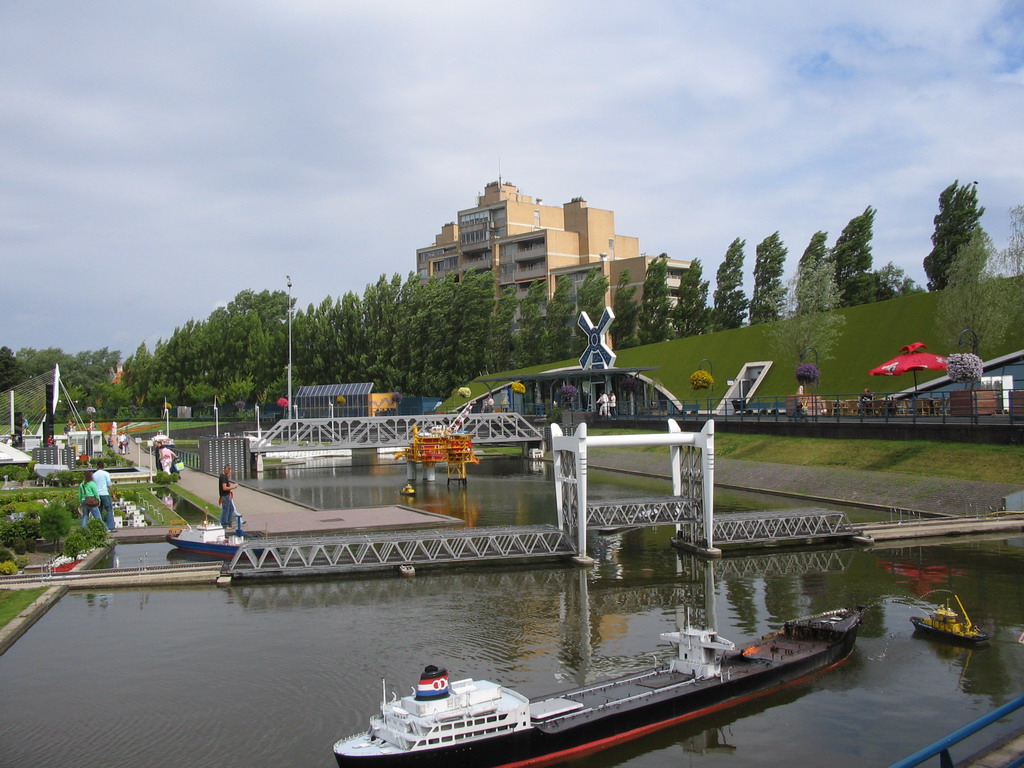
<box><xmin>250</xmin><ymin>412</ymin><xmax>545</xmax><ymax>454</ymax></box>
<box><xmin>225</xmin><ymin>419</ymin><xmax>857</xmax><ymax>577</ymax></box>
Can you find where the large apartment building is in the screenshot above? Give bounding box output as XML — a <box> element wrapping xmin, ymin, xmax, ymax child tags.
<box><xmin>416</xmin><ymin>181</ymin><xmax>690</xmax><ymax>304</ymax></box>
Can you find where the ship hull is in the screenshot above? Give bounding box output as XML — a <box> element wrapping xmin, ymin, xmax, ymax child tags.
<box><xmin>335</xmin><ymin>617</ymin><xmax>859</xmax><ymax>768</ymax></box>
<box><xmin>165</xmin><ymin>533</ymin><xmax>238</xmax><ymax>558</ymax></box>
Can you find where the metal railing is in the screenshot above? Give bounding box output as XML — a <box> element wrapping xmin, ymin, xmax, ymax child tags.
<box><xmin>888</xmin><ymin>694</ymin><xmax>1024</xmax><ymax>768</ymax></box>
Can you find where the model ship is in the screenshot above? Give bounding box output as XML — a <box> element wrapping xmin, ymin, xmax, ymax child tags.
<box><xmin>333</xmin><ymin>606</ymin><xmax>864</xmax><ymax>767</ymax></box>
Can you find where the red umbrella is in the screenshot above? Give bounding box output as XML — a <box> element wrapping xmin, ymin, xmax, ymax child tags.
<box><xmin>868</xmin><ymin>342</ymin><xmax>947</xmax><ymax>390</ymax></box>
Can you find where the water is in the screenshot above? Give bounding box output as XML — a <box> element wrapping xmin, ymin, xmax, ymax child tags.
<box><xmin>2</xmin><ymin>461</ymin><xmax>1023</xmax><ymax>768</ymax></box>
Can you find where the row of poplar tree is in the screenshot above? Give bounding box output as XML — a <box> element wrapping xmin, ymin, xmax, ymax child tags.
<box><xmin>4</xmin><ymin>179</ymin><xmax>1009</xmax><ymax>409</ymax></box>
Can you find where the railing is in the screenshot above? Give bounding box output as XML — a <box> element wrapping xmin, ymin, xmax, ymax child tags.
<box><xmin>888</xmin><ymin>694</ymin><xmax>1024</xmax><ymax>768</ymax></box>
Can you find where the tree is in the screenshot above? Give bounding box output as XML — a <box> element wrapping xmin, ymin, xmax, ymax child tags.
<box><xmin>873</xmin><ymin>262</ymin><xmax>921</xmax><ymax>301</ymax></box>
<box><xmin>544</xmin><ymin>275</ymin><xmax>577</xmax><ymax>361</ymax></box>
<box><xmin>749</xmin><ymin>233</ymin><xmax>787</xmax><ymax>325</ymax></box>
<box><xmin>999</xmin><ymin>204</ymin><xmax>1024</xmax><ymax>278</ymax></box>
<box><xmin>770</xmin><ymin>251</ymin><xmax>846</xmax><ymax>367</ymax></box>
<box><xmin>936</xmin><ymin>228</ymin><xmax>1011</xmax><ymax>353</ymax></box>
<box><xmin>490</xmin><ymin>287</ymin><xmax>519</xmax><ymax>373</ymax></box>
<box><xmin>515</xmin><ymin>280</ymin><xmax>547</xmax><ymax>368</ymax></box>
<box><xmin>711</xmin><ymin>238</ymin><xmax>748</xmax><ymax>331</ymax></box>
<box><xmin>638</xmin><ymin>255</ymin><xmax>673</xmax><ymax>345</ymax></box>
<box><xmin>0</xmin><ymin>346</ymin><xmax>20</xmax><ymax>391</ymax></box>
<box><xmin>924</xmin><ymin>180</ymin><xmax>985</xmax><ymax>291</ymax></box>
<box><xmin>832</xmin><ymin>206</ymin><xmax>876</xmax><ymax>307</ymax></box>
<box><xmin>575</xmin><ymin>267</ymin><xmax>609</xmax><ymax>325</ymax></box>
<box><xmin>39</xmin><ymin>501</ymin><xmax>72</xmax><ymax>550</ymax></box>
<box><xmin>672</xmin><ymin>258</ymin><xmax>710</xmax><ymax>338</ymax></box>
<box><xmin>611</xmin><ymin>270</ymin><xmax>640</xmax><ymax>349</ymax></box>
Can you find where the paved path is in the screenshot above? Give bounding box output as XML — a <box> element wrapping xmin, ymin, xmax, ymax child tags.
<box><xmin>113</xmin><ymin>441</ymin><xmax>459</xmax><ymax>540</ymax></box>
<box><xmin>587</xmin><ymin>449</ymin><xmax>1024</xmax><ymax>517</ymax></box>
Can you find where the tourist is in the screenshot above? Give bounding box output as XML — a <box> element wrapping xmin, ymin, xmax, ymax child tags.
<box><xmin>609</xmin><ymin>392</ymin><xmax>617</xmax><ymax>416</ymax></box>
<box><xmin>860</xmin><ymin>388</ymin><xmax>873</xmax><ymax>415</ymax></box>
<box><xmin>597</xmin><ymin>391</ymin><xmax>609</xmax><ymax>417</ymax></box>
<box><xmin>159</xmin><ymin>442</ymin><xmax>177</xmax><ymax>474</ymax></box>
<box><xmin>484</xmin><ymin>394</ymin><xmax>494</xmax><ymax>413</ymax></box>
<box><xmin>92</xmin><ymin>461</ymin><xmax>116</xmax><ymax>532</ymax></box>
<box><xmin>219</xmin><ymin>464</ymin><xmax>238</xmax><ymax>528</ymax></box>
<box><xmin>78</xmin><ymin>470</ymin><xmax>102</xmax><ymax>527</ymax></box>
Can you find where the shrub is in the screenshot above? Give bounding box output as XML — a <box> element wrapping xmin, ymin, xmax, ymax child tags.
<box><xmin>63</xmin><ymin>531</ymin><xmax>89</xmax><ymax>559</ymax></box>
<box><xmin>0</xmin><ymin>561</ymin><xmax>18</xmax><ymax>575</ymax></box>
<box><xmin>0</xmin><ymin>547</ymin><xmax>12</xmax><ymax>563</ymax></box>
<box><xmin>83</xmin><ymin>518</ymin><xmax>109</xmax><ymax>549</ymax></box>
<box><xmin>39</xmin><ymin>502</ymin><xmax>73</xmax><ymax>545</ymax></box>
<box><xmin>153</xmin><ymin>471</ymin><xmax>178</xmax><ymax>485</ymax></box>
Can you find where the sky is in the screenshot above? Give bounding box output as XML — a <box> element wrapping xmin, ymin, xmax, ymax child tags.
<box><xmin>3</xmin><ymin>1</ymin><xmax>1022</xmax><ymax>357</ymax></box>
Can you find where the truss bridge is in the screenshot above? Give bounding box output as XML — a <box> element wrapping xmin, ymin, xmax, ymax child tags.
<box><xmin>226</xmin><ymin>525</ymin><xmax>575</xmax><ymax>578</ymax></box>
<box><xmin>673</xmin><ymin>508</ymin><xmax>857</xmax><ymax>551</ymax></box>
<box><xmin>251</xmin><ymin>413</ymin><xmax>544</xmax><ymax>453</ymax></box>
<box><xmin>587</xmin><ymin>496</ymin><xmax>703</xmax><ymax>530</ymax></box>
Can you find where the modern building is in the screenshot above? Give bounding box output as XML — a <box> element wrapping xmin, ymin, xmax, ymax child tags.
<box><xmin>416</xmin><ymin>181</ymin><xmax>690</xmax><ymax>304</ymax></box>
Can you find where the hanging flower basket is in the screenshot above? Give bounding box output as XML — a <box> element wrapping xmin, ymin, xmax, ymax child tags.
<box><xmin>511</xmin><ymin>381</ymin><xmax>526</xmax><ymax>395</ymax></box>
<box><xmin>85</xmin><ymin>406</ymin><xmax>97</xmax><ymax>415</ymax></box>
<box><xmin>277</xmin><ymin>397</ymin><xmax>289</xmax><ymax>408</ymax></box>
<box><xmin>335</xmin><ymin>395</ymin><xmax>347</xmax><ymax>405</ymax></box>
<box><xmin>558</xmin><ymin>384</ymin><xmax>578</xmax><ymax>405</ymax></box>
<box><xmin>795</xmin><ymin>363</ymin><xmax>820</xmax><ymax>386</ymax></box>
<box><xmin>393</xmin><ymin>391</ymin><xmax>404</xmax><ymax>403</ymax></box>
<box><xmin>689</xmin><ymin>370</ymin><xmax>714</xmax><ymax>391</ymax></box>
<box><xmin>946</xmin><ymin>352</ymin><xmax>983</xmax><ymax>384</ymax></box>
<box><xmin>620</xmin><ymin>376</ymin><xmax>644</xmax><ymax>395</ymax></box>
<box><xmin>234</xmin><ymin>400</ymin><xmax>246</xmax><ymax>410</ymax></box>
<box><xmin>456</xmin><ymin>386</ymin><xmax>472</xmax><ymax>400</ymax></box>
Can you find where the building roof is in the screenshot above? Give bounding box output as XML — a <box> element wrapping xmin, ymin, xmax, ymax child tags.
<box><xmin>478</xmin><ymin>366</ymin><xmax>658</xmax><ymax>384</ymax></box>
<box><xmin>295</xmin><ymin>383</ymin><xmax>374</xmax><ymax>398</ymax></box>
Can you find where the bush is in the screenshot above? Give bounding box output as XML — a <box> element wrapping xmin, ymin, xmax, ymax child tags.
<box><xmin>153</xmin><ymin>471</ymin><xmax>178</xmax><ymax>485</ymax></box>
<box><xmin>0</xmin><ymin>515</ymin><xmax>41</xmax><ymax>548</ymax></box>
<box><xmin>63</xmin><ymin>531</ymin><xmax>89</xmax><ymax>559</ymax></box>
<box><xmin>39</xmin><ymin>502</ymin><xmax>73</xmax><ymax>545</ymax></box>
<box><xmin>0</xmin><ymin>561</ymin><xmax>18</xmax><ymax>575</ymax></box>
<box><xmin>0</xmin><ymin>547</ymin><xmax>12</xmax><ymax>562</ymax></box>
<box><xmin>83</xmin><ymin>518</ymin><xmax>109</xmax><ymax>549</ymax></box>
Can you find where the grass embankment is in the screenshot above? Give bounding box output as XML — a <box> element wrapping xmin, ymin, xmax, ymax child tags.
<box><xmin>590</xmin><ymin>430</ymin><xmax>1024</xmax><ymax>485</ymax></box>
<box><xmin>0</xmin><ymin>587</ymin><xmax>47</xmax><ymax>626</ymax></box>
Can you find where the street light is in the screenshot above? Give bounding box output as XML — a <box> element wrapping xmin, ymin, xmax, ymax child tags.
<box><xmin>287</xmin><ymin>275</ymin><xmax>293</xmax><ymax>428</ymax></box>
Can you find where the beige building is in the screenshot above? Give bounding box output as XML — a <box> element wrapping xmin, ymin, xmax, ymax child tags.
<box><xmin>416</xmin><ymin>181</ymin><xmax>690</xmax><ymax>304</ymax></box>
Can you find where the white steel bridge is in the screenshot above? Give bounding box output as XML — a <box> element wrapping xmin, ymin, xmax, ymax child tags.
<box><xmin>249</xmin><ymin>412</ymin><xmax>545</xmax><ymax>454</ymax></box>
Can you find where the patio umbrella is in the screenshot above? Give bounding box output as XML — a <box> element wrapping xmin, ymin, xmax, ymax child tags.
<box><xmin>868</xmin><ymin>342</ymin><xmax>947</xmax><ymax>391</ymax></box>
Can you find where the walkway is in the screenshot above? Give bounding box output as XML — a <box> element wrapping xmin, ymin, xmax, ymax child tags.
<box><xmin>586</xmin><ymin>449</ymin><xmax>1024</xmax><ymax>517</ymax></box>
<box><xmin>113</xmin><ymin>441</ymin><xmax>459</xmax><ymax>541</ymax></box>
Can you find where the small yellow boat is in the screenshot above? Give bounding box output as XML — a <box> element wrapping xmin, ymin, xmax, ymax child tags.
<box><xmin>910</xmin><ymin>594</ymin><xmax>989</xmax><ymax>644</ymax></box>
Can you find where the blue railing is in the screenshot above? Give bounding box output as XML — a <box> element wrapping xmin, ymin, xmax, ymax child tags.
<box><xmin>888</xmin><ymin>695</ymin><xmax>1024</xmax><ymax>768</ymax></box>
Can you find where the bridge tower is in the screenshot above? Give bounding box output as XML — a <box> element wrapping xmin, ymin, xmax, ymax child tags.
<box><xmin>550</xmin><ymin>419</ymin><xmax>717</xmax><ymax>562</ymax></box>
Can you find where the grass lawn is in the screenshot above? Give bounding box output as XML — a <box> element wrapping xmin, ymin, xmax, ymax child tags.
<box><xmin>0</xmin><ymin>587</ymin><xmax>47</xmax><ymax>629</ymax></box>
<box><xmin>590</xmin><ymin>429</ymin><xmax>1024</xmax><ymax>485</ymax></box>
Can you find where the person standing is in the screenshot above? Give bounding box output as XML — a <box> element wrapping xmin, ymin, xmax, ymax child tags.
<box><xmin>219</xmin><ymin>464</ymin><xmax>238</xmax><ymax>528</ymax></box>
<box><xmin>78</xmin><ymin>470</ymin><xmax>102</xmax><ymax>528</ymax></box>
<box><xmin>159</xmin><ymin>442</ymin><xmax>177</xmax><ymax>474</ymax></box>
<box><xmin>597</xmin><ymin>391</ymin><xmax>609</xmax><ymax>417</ymax></box>
<box><xmin>609</xmin><ymin>392</ymin><xmax>617</xmax><ymax>417</ymax></box>
<box><xmin>92</xmin><ymin>461</ymin><xmax>116</xmax><ymax>532</ymax></box>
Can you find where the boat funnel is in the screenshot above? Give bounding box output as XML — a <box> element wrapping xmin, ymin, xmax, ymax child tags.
<box><xmin>415</xmin><ymin>665</ymin><xmax>450</xmax><ymax>700</ymax></box>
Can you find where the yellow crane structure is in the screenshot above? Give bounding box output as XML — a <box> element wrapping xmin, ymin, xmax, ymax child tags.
<box><xmin>396</xmin><ymin>424</ymin><xmax>480</xmax><ymax>484</ymax></box>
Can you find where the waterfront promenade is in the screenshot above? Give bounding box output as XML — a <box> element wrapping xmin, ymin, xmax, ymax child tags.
<box><xmin>112</xmin><ymin>440</ymin><xmax>460</xmax><ymax>542</ymax></box>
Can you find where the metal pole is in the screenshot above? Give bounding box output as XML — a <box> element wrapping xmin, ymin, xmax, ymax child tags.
<box><xmin>287</xmin><ymin>275</ymin><xmax>293</xmax><ymax>440</ymax></box>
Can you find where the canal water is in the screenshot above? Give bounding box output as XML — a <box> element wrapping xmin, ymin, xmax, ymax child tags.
<box><xmin>2</xmin><ymin>462</ymin><xmax>1023</xmax><ymax>768</ymax></box>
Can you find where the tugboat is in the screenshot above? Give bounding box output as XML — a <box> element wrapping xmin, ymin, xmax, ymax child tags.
<box><xmin>910</xmin><ymin>595</ymin><xmax>989</xmax><ymax>644</ymax></box>
<box><xmin>166</xmin><ymin>516</ymin><xmax>250</xmax><ymax>558</ymax></box>
<box><xmin>333</xmin><ymin>606</ymin><xmax>864</xmax><ymax>767</ymax></box>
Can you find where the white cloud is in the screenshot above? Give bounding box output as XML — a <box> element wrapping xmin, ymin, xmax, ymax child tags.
<box><xmin>1</xmin><ymin>0</ymin><xmax>1021</xmax><ymax>354</ymax></box>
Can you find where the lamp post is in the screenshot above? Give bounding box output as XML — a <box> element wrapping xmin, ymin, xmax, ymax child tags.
<box><xmin>286</xmin><ymin>275</ymin><xmax>293</xmax><ymax>434</ymax></box>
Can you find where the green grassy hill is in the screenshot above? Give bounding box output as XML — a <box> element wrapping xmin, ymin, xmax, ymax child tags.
<box><xmin>472</xmin><ymin>289</ymin><xmax>1024</xmax><ymax>403</ymax></box>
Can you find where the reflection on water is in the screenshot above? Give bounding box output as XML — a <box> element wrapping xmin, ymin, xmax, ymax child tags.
<box><xmin>3</xmin><ymin>465</ymin><xmax>1023</xmax><ymax>768</ymax></box>
<box><xmin>247</xmin><ymin>455</ymin><xmax>872</xmax><ymax>528</ymax></box>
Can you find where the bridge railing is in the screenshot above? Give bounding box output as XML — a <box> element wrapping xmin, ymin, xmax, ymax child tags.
<box><xmin>888</xmin><ymin>694</ymin><xmax>1024</xmax><ymax>768</ymax></box>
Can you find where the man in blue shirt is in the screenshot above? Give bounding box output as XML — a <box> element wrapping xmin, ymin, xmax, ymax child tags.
<box><xmin>92</xmin><ymin>461</ymin><xmax>116</xmax><ymax>532</ymax></box>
